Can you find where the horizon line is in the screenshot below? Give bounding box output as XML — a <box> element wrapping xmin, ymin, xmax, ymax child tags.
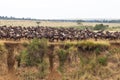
<box><xmin>1</xmin><ymin>16</ymin><xmax>120</xmax><ymax>20</ymax></box>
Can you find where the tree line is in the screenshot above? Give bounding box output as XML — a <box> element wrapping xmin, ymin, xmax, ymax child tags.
<box><xmin>0</xmin><ymin>16</ymin><xmax>120</xmax><ymax>23</ymax></box>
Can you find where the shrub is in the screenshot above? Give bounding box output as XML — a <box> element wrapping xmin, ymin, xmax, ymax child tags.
<box><xmin>97</xmin><ymin>56</ymin><xmax>107</xmax><ymax>66</ymax></box>
<box><xmin>57</xmin><ymin>49</ymin><xmax>68</xmax><ymax>68</ymax></box>
<box><xmin>20</xmin><ymin>50</ymin><xmax>30</xmax><ymax>66</ymax></box>
<box><xmin>94</xmin><ymin>24</ymin><xmax>109</xmax><ymax>30</ymax></box>
<box><xmin>21</xmin><ymin>38</ymin><xmax>48</xmax><ymax>66</ymax></box>
<box><xmin>20</xmin><ymin>38</ymin><xmax>49</xmax><ymax>79</ymax></box>
<box><xmin>95</xmin><ymin>48</ymin><xmax>100</xmax><ymax>54</ymax></box>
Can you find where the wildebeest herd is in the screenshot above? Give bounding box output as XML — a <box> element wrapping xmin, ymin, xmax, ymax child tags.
<box><xmin>0</xmin><ymin>25</ymin><xmax>120</xmax><ymax>41</ymax></box>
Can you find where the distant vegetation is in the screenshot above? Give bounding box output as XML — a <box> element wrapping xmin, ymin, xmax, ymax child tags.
<box><xmin>0</xmin><ymin>16</ymin><xmax>37</xmax><ymax>20</ymax></box>
<box><xmin>94</xmin><ymin>24</ymin><xmax>109</xmax><ymax>30</ymax></box>
<box><xmin>1</xmin><ymin>16</ymin><xmax>120</xmax><ymax>23</ymax></box>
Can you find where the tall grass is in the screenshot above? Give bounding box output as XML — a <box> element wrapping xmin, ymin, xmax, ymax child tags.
<box><xmin>77</xmin><ymin>40</ymin><xmax>110</xmax><ymax>52</ymax></box>
<box><xmin>0</xmin><ymin>44</ymin><xmax>7</xmax><ymax>59</ymax></box>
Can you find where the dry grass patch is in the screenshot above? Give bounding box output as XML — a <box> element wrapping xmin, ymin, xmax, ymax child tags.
<box><xmin>77</xmin><ymin>40</ymin><xmax>110</xmax><ymax>52</ymax></box>
<box><xmin>110</xmin><ymin>40</ymin><xmax>120</xmax><ymax>46</ymax></box>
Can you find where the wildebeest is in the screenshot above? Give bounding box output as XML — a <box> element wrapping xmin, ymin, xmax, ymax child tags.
<box><xmin>0</xmin><ymin>25</ymin><xmax>119</xmax><ymax>41</ymax></box>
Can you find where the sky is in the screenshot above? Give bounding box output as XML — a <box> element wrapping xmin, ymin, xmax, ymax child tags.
<box><xmin>0</xmin><ymin>0</ymin><xmax>120</xmax><ymax>19</ymax></box>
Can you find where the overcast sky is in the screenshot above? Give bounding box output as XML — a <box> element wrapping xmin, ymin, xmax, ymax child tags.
<box><xmin>0</xmin><ymin>0</ymin><xmax>120</xmax><ymax>19</ymax></box>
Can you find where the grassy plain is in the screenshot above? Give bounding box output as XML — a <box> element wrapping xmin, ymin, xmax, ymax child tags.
<box><xmin>0</xmin><ymin>20</ymin><xmax>120</xmax><ymax>27</ymax></box>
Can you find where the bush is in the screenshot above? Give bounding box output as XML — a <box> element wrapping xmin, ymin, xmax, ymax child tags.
<box><xmin>21</xmin><ymin>38</ymin><xmax>48</xmax><ymax>66</ymax></box>
<box><xmin>97</xmin><ymin>56</ymin><xmax>107</xmax><ymax>66</ymax></box>
<box><xmin>94</xmin><ymin>24</ymin><xmax>109</xmax><ymax>30</ymax></box>
<box><xmin>57</xmin><ymin>49</ymin><xmax>68</xmax><ymax>68</ymax></box>
<box><xmin>20</xmin><ymin>50</ymin><xmax>30</xmax><ymax>66</ymax></box>
<box><xmin>95</xmin><ymin>48</ymin><xmax>100</xmax><ymax>54</ymax></box>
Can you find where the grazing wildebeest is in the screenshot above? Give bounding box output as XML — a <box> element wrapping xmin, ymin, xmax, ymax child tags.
<box><xmin>0</xmin><ymin>26</ymin><xmax>119</xmax><ymax>41</ymax></box>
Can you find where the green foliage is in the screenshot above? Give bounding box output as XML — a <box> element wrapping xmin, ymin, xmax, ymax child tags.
<box><xmin>21</xmin><ymin>38</ymin><xmax>48</xmax><ymax>66</ymax></box>
<box><xmin>21</xmin><ymin>39</ymin><xmax>48</xmax><ymax>78</ymax></box>
<box><xmin>20</xmin><ymin>50</ymin><xmax>31</xmax><ymax>66</ymax></box>
<box><xmin>95</xmin><ymin>48</ymin><xmax>100</xmax><ymax>54</ymax></box>
<box><xmin>57</xmin><ymin>49</ymin><xmax>68</xmax><ymax>68</ymax></box>
<box><xmin>94</xmin><ymin>24</ymin><xmax>109</xmax><ymax>30</ymax></box>
<box><xmin>97</xmin><ymin>56</ymin><xmax>107</xmax><ymax>66</ymax></box>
